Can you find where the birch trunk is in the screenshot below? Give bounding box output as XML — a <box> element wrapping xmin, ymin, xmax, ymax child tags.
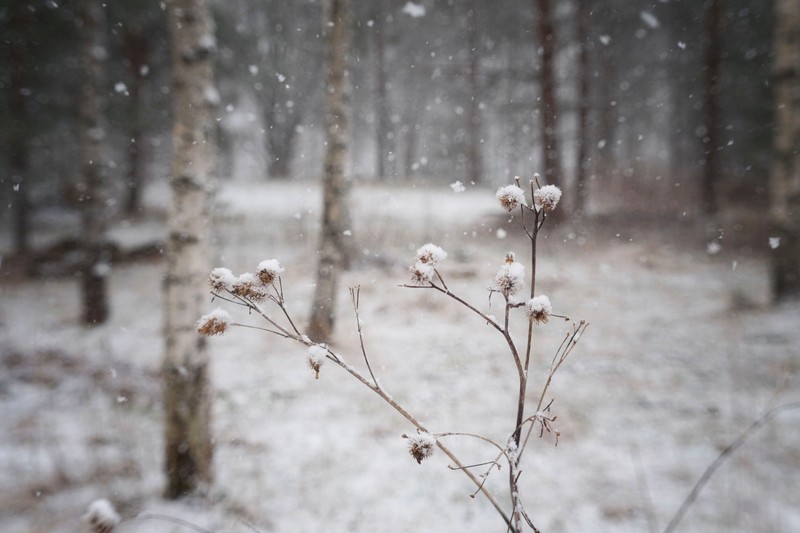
<box><xmin>307</xmin><ymin>0</ymin><xmax>352</xmax><ymax>343</ymax></box>
<box><xmin>770</xmin><ymin>0</ymin><xmax>800</xmax><ymax>301</ymax></box>
<box><xmin>79</xmin><ymin>0</ymin><xmax>110</xmax><ymax>325</ymax></box>
<box><xmin>163</xmin><ymin>0</ymin><xmax>217</xmax><ymax>498</ymax></box>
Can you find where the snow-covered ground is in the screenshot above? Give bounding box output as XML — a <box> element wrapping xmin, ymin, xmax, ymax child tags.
<box><xmin>1</xmin><ymin>181</ymin><xmax>798</xmax><ymax>532</ymax></box>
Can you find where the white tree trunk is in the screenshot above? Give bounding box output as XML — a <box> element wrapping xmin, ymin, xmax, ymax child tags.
<box><xmin>308</xmin><ymin>0</ymin><xmax>352</xmax><ymax>343</ymax></box>
<box><xmin>79</xmin><ymin>0</ymin><xmax>110</xmax><ymax>325</ymax></box>
<box><xmin>770</xmin><ymin>0</ymin><xmax>800</xmax><ymax>301</ymax></box>
<box><xmin>163</xmin><ymin>0</ymin><xmax>217</xmax><ymax>498</ymax></box>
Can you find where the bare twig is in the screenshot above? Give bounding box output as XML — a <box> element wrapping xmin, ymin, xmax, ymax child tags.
<box><xmin>135</xmin><ymin>513</ymin><xmax>215</xmax><ymax>533</ymax></box>
<box><xmin>663</xmin><ymin>401</ymin><xmax>800</xmax><ymax>533</ymax></box>
<box><xmin>350</xmin><ymin>286</ymin><xmax>379</xmax><ymax>388</ymax></box>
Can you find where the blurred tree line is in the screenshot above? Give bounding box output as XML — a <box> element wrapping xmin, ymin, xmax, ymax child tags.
<box><xmin>1</xmin><ymin>0</ymin><xmax>776</xmax><ymax>221</ymax></box>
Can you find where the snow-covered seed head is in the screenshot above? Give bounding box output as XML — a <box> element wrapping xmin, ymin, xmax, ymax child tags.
<box><xmin>409</xmin><ymin>261</ymin><xmax>435</xmax><ymax>285</ymax></box>
<box><xmin>493</xmin><ymin>257</ymin><xmax>525</xmax><ymax>299</ymax></box>
<box><xmin>197</xmin><ymin>308</ymin><xmax>233</xmax><ymax>336</ymax></box>
<box><xmin>83</xmin><ymin>499</ymin><xmax>120</xmax><ymax>533</ymax></box>
<box><xmin>496</xmin><ymin>185</ymin><xmax>526</xmax><ymax>212</ymax></box>
<box><xmin>230</xmin><ymin>272</ymin><xmax>268</xmax><ymax>302</ymax></box>
<box><xmin>415</xmin><ymin>243</ymin><xmax>447</xmax><ymax>267</ymax></box>
<box><xmin>533</xmin><ymin>185</ymin><xmax>562</xmax><ymax>213</ymax></box>
<box><xmin>209</xmin><ymin>267</ymin><xmax>236</xmax><ymax>293</ymax></box>
<box><xmin>525</xmin><ymin>295</ymin><xmax>552</xmax><ymax>324</ymax></box>
<box><xmin>256</xmin><ymin>259</ymin><xmax>284</xmax><ymax>285</ymax></box>
<box><xmin>403</xmin><ymin>431</ymin><xmax>436</xmax><ymax>464</ymax></box>
<box><xmin>307</xmin><ymin>344</ymin><xmax>327</xmax><ymax>379</ymax></box>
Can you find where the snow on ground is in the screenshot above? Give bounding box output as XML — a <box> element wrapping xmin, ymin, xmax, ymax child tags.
<box><xmin>1</xmin><ymin>181</ymin><xmax>798</xmax><ymax>532</ymax></box>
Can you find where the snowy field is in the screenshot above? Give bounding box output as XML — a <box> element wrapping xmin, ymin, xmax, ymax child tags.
<box><xmin>1</xmin><ymin>181</ymin><xmax>799</xmax><ymax>532</ymax></box>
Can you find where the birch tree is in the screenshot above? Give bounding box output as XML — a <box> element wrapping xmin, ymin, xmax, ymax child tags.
<box><xmin>308</xmin><ymin>0</ymin><xmax>352</xmax><ymax>342</ymax></box>
<box><xmin>79</xmin><ymin>0</ymin><xmax>110</xmax><ymax>325</ymax></box>
<box><xmin>770</xmin><ymin>0</ymin><xmax>800</xmax><ymax>301</ymax></box>
<box><xmin>163</xmin><ymin>0</ymin><xmax>217</xmax><ymax>498</ymax></box>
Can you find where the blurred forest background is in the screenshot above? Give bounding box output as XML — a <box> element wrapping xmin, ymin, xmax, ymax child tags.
<box><xmin>0</xmin><ymin>0</ymin><xmax>782</xmax><ymax>227</ymax></box>
<box><xmin>1</xmin><ymin>0</ymin><xmax>799</xmax><ymax>531</ymax></box>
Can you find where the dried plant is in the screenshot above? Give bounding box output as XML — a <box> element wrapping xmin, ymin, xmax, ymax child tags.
<box><xmin>199</xmin><ymin>175</ymin><xmax>588</xmax><ymax>532</ymax></box>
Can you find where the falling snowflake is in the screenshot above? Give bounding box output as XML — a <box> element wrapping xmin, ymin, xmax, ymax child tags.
<box><xmin>769</xmin><ymin>237</ymin><xmax>781</xmax><ymax>249</ymax></box>
<box><xmin>402</xmin><ymin>1</ymin><xmax>426</xmax><ymax>18</ymax></box>
<box><xmin>450</xmin><ymin>181</ymin><xmax>465</xmax><ymax>193</ymax></box>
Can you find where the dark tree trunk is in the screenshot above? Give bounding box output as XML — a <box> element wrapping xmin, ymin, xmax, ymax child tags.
<box><xmin>163</xmin><ymin>0</ymin><xmax>217</xmax><ymax>498</ymax></box>
<box><xmin>308</xmin><ymin>0</ymin><xmax>352</xmax><ymax>343</ymax></box>
<box><xmin>466</xmin><ymin>0</ymin><xmax>483</xmax><ymax>185</ymax></box>
<box><xmin>535</xmin><ymin>0</ymin><xmax>561</xmax><ymax>188</ymax></box>
<box><xmin>123</xmin><ymin>27</ymin><xmax>150</xmax><ymax>216</ymax></box>
<box><xmin>702</xmin><ymin>0</ymin><xmax>723</xmax><ymax>215</ymax></box>
<box><xmin>374</xmin><ymin>0</ymin><xmax>395</xmax><ymax>181</ymax></box>
<box><xmin>9</xmin><ymin>0</ymin><xmax>31</xmax><ymax>259</ymax></box>
<box><xmin>770</xmin><ymin>0</ymin><xmax>800</xmax><ymax>301</ymax></box>
<box><xmin>79</xmin><ymin>0</ymin><xmax>110</xmax><ymax>325</ymax></box>
<box><xmin>265</xmin><ymin>110</ymin><xmax>301</xmax><ymax>179</ymax></box>
<box><xmin>574</xmin><ymin>0</ymin><xmax>591</xmax><ymax>215</ymax></box>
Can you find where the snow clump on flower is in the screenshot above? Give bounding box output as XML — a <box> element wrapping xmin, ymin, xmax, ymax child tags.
<box><xmin>404</xmin><ymin>431</ymin><xmax>436</xmax><ymax>464</ymax></box>
<box><xmin>83</xmin><ymin>499</ymin><xmax>120</xmax><ymax>533</ymax></box>
<box><xmin>525</xmin><ymin>295</ymin><xmax>552</xmax><ymax>324</ymax></box>
<box><xmin>209</xmin><ymin>267</ymin><xmax>236</xmax><ymax>293</ymax></box>
<box><xmin>496</xmin><ymin>184</ymin><xmax>526</xmax><ymax>212</ymax></box>
<box><xmin>256</xmin><ymin>259</ymin><xmax>284</xmax><ymax>284</ymax></box>
<box><xmin>409</xmin><ymin>243</ymin><xmax>446</xmax><ymax>285</ymax></box>
<box><xmin>415</xmin><ymin>243</ymin><xmax>447</xmax><ymax>266</ymax></box>
<box><xmin>409</xmin><ymin>261</ymin><xmax>436</xmax><ymax>285</ymax></box>
<box><xmin>533</xmin><ymin>185</ymin><xmax>562</xmax><ymax>213</ymax></box>
<box><xmin>307</xmin><ymin>344</ymin><xmax>328</xmax><ymax>379</ymax></box>
<box><xmin>492</xmin><ymin>252</ymin><xmax>525</xmax><ymax>300</ymax></box>
<box><xmin>231</xmin><ymin>272</ymin><xmax>268</xmax><ymax>302</ymax></box>
<box><xmin>197</xmin><ymin>308</ymin><xmax>233</xmax><ymax>336</ymax></box>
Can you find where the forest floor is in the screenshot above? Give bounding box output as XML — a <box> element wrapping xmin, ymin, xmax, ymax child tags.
<box><xmin>1</xmin><ymin>180</ymin><xmax>799</xmax><ymax>533</ymax></box>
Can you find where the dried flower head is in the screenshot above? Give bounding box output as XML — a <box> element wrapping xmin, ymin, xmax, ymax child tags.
<box><xmin>256</xmin><ymin>259</ymin><xmax>285</xmax><ymax>285</ymax></box>
<box><xmin>415</xmin><ymin>243</ymin><xmax>447</xmax><ymax>267</ymax></box>
<box><xmin>410</xmin><ymin>261</ymin><xmax>436</xmax><ymax>285</ymax></box>
<box><xmin>404</xmin><ymin>431</ymin><xmax>436</xmax><ymax>464</ymax></box>
<box><xmin>83</xmin><ymin>499</ymin><xmax>120</xmax><ymax>533</ymax></box>
<box><xmin>307</xmin><ymin>344</ymin><xmax>327</xmax><ymax>379</ymax></box>
<box><xmin>533</xmin><ymin>185</ymin><xmax>562</xmax><ymax>213</ymax></box>
<box><xmin>525</xmin><ymin>295</ymin><xmax>552</xmax><ymax>324</ymax></box>
<box><xmin>197</xmin><ymin>308</ymin><xmax>233</xmax><ymax>336</ymax></box>
<box><xmin>231</xmin><ymin>272</ymin><xmax>268</xmax><ymax>302</ymax></box>
<box><xmin>496</xmin><ymin>185</ymin><xmax>526</xmax><ymax>212</ymax></box>
<box><xmin>209</xmin><ymin>267</ymin><xmax>236</xmax><ymax>293</ymax></box>
<box><xmin>493</xmin><ymin>257</ymin><xmax>525</xmax><ymax>299</ymax></box>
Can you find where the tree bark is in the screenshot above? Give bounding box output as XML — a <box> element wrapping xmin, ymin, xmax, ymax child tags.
<box><xmin>123</xmin><ymin>26</ymin><xmax>150</xmax><ymax>216</ymax></box>
<box><xmin>574</xmin><ymin>0</ymin><xmax>591</xmax><ymax>215</ymax></box>
<box><xmin>9</xmin><ymin>0</ymin><xmax>31</xmax><ymax>259</ymax></box>
<box><xmin>308</xmin><ymin>0</ymin><xmax>351</xmax><ymax>343</ymax></box>
<box><xmin>770</xmin><ymin>0</ymin><xmax>800</xmax><ymax>301</ymax></box>
<box><xmin>535</xmin><ymin>0</ymin><xmax>561</xmax><ymax>188</ymax></box>
<box><xmin>163</xmin><ymin>0</ymin><xmax>217</xmax><ymax>498</ymax></box>
<box><xmin>79</xmin><ymin>0</ymin><xmax>110</xmax><ymax>325</ymax></box>
<box><xmin>702</xmin><ymin>0</ymin><xmax>723</xmax><ymax>215</ymax></box>
<box><xmin>374</xmin><ymin>0</ymin><xmax>395</xmax><ymax>181</ymax></box>
<box><xmin>466</xmin><ymin>0</ymin><xmax>483</xmax><ymax>185</ymax></box>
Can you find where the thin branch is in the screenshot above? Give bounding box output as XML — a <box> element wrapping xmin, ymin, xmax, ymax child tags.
<box><xmin>232</xmin><ymin>322</ymin><xmax>291</xmax><ymax>338</ymax></box>
<box><xmin>663</xmin><ymin>401</ymin><xmax>800</xmax><ymax>533</ymax></box>
<box><xmin>135</xmin><ymin>513</ymin><xmax>215</xmax><ymax>533</ymax></box>
<box><xmin>350</xmin><ymin>286</ymin><xmax>379</xmax><ymax>388</ymax></box>
<box><xmin>448</xmin><ymin>459</ymin><xmax>502</xmax><ymax>471</ymax></box>
<box><xmin>435</xmin><ymin>431</ymin><xmax>510</xmax><ymax>460</ymax></box>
